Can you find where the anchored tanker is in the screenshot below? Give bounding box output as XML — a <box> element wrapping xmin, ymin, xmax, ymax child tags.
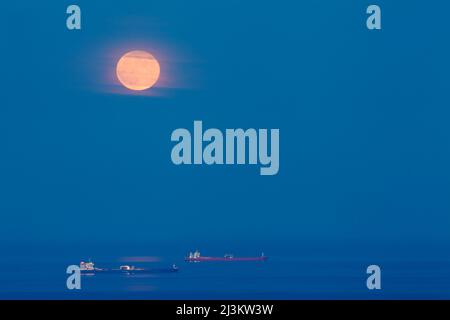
<box><xmin>185</xmin><ymin>250</ymin><xmax>268</xmax><ymax>262</ymax></box>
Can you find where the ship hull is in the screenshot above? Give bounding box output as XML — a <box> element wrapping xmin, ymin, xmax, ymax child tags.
<box><xmin>185</xmin><ymin>256</ymin><xmax>268</xmax><ymax>262</ymax></box>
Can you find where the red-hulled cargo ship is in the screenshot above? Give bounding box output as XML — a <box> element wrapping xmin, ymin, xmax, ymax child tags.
<box><xmin>185</xmin><ymin>250</ymin><xmax>268</xmax><ymax>262</ymax></box>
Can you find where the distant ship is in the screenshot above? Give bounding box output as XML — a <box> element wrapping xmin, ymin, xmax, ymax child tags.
<box><xmin>185</xmin><ymin>250</ymin><xmax>268</xmax><ymax>262</ymax></box>
<box><xmin>79</xmin><ymin>261</ymin><xmax>179</xmax><ymax>274</ymax></box>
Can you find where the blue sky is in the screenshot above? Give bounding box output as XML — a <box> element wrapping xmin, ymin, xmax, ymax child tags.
<box><xmin>1</xmin><ymin>1</ymin><xmax>449</xmax><ymax>259</ymax></box>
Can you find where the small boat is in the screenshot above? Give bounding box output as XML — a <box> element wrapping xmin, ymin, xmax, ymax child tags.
<box><xmin>185</xmin><ymin>250</ymin><xmax>268</xmax><ymax>262</ymax></box>
<box><xmin>80</xmin><ymin>261</ymin><xmax>104</xmax><ymax>274</ymax></box>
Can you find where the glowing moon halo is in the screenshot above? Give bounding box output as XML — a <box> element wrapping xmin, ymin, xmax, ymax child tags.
<box><xmin>116</xmin><ymin>50</ymin><xmax>160</xmax><ymax>91</ymax></box>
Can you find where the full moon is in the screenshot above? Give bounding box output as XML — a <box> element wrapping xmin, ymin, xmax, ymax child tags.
<box><xmin>116</xmin><ymin>50</ymin><xmax>160</xmax><ymax>91</ymax></box>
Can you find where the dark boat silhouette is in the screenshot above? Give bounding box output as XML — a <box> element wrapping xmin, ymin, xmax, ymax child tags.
<box><xmin>185</xmin><ymin>250</ymin><xmax>268</xmax><ymax>262</ymax></box>
<box><xmin>79</xmin><ymin>261</ymin><xmax>179</xmax><ymax>274</ymax></box>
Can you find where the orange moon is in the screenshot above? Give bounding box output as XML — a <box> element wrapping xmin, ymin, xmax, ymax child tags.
<box><xmin>116</xmin><ymin>50</ymin><xmax>160</xmax><ymax>91</ymax></box>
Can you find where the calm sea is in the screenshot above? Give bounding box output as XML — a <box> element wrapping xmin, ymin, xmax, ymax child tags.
<box><xmin>0</xmin><ymin>244</ymin><xmax>449</xmax><ymax>299</ymax></box>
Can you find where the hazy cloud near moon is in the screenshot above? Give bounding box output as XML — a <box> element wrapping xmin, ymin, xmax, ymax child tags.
<box><xmin>76</xmin><ymin>38</ymin><xmax>202</xmax><ymax>97</ymax></box>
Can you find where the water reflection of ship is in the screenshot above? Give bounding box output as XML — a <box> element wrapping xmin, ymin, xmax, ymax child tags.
<box><xmin>185</xmin><ymin>250</ymin><xmax>268</xmax><ymax>262</ymax></box>
<box><xmin>79</xmin><ymin>261</ymin><xmax>179</xmax><ymax>274</ymax></box>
